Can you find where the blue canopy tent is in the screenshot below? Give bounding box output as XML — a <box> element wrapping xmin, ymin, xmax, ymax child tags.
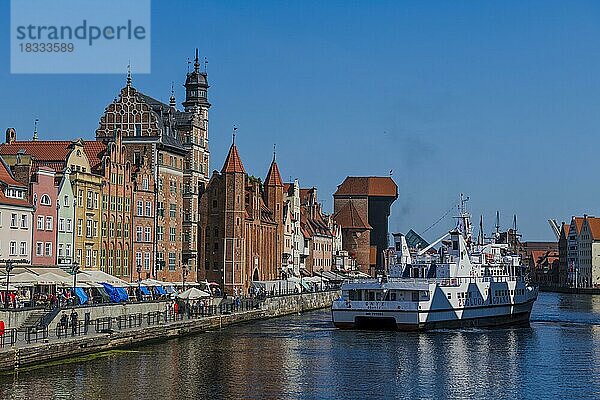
<box><xmin>116</xmin><ymin>287</ymin><xmax>129</xmax><ymax>302</ymax></box>
<box><xmin>101</xmin><ymin>283</ymin><xmax>121</xmax><ymax>303</ymax></box>
<box><xmin>74</xmin><ymin>287</ymin><xmax>89</xmax><ymax>305</ymax></box>
<box><xmin>154</xmin><ymin>286</ymin><xmax>167</xmax><ymax>295</ymax></box>
<box><xmin>140</xmin><ymin>285</ymin><xmax>151</xmax><ymax>296</ymax></box>
<box><xmin>165</xmin><ymin>286</ymin><xmax>175</xmax><ymax>294</ymax></box>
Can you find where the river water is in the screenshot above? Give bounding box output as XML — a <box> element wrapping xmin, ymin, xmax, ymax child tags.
<box><xmin>1</xmin><ymin>292</ymin><xmax>599</xmax><ymax>400</ymax></box>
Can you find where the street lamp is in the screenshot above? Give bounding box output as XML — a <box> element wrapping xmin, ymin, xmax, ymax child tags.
<box><xmin>137</xmin><ymin>264</ymin><xmax>142</xmax><ymax>301</ymax></box>
<box><xmin>71</xmin><ymin>261</ymin><xmax>80</xmax><ymax>304</ymax></box>
<box><xmin>319</xmin><ymin>267</ymin><xmax>324</xmax><ymax>291</ymax></box>
<box><xmin>182</xmin><ymin>264</ymin><xmax>188</xmax><ymax>292</ymax></box>
<box><xmin>4</xmin><ymin>261</ymin><xmax>14</xmax><ymax>309</ymax></box>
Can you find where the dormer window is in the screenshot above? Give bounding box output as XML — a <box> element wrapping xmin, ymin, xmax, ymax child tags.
<box><xmin>199</xmin><ymin>90</ymin><xmax>206</xmax><ymax>98</ymax></box>
<box><xmin>6</xmin><ymin>188</ymin><xmax>24</xmax><ymax>199</ymax></box>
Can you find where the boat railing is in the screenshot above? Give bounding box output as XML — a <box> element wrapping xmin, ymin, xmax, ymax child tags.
<box><xmin>343</xmin><ymin>275</ymin><xmax>526</xmax><ymax>287</ymax></box>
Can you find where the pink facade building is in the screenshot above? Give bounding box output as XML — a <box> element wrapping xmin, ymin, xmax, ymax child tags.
<box><xmin>31</xmin><ymin>166</ymin><xmax>58</xmax><ymax>265</ymax></box>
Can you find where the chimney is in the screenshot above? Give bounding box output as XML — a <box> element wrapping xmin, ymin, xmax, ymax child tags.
<box><xmin>5</xmin><ymin>128</ymin><xmax>16</xmax><ymax>144</ymax></box>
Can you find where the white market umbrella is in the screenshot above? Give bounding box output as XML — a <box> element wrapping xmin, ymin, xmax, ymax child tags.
<box><xmin>4</xmin><ymin>272</ymin><xmax>39</xmax><ymax>285</ymax></box>
<box><xmin>177</xmin><ymin>287</ymin><xmax>211</xmax><ymax>300</ymax></box>
<box><xmin>36</xmin><ymin>272</ymin><xmax>72</xmax><ymax>287</ymax></box>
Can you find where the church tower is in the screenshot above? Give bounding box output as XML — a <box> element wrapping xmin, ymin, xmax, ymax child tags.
<box><xmin>221</xmin><ymin>135</ymin><xmax>246</xmax><ymax>293</ymax></box>
<box><xmin>264</xmin><ymin>148</ymin><xmax>285</xmax><ymax>279</ymax></box>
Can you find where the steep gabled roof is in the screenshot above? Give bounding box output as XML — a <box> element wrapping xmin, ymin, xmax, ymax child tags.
<box><xmin>587</xmin><ymin>217</ymin><xmax>600</xmax><ymax>240</ymax></box>
<box><xmin>221</xmin><ymin>144</ymin><xmax>245</xmax><ymax>174</ymax></box>
<box><xmin>265</xmin><ymin>160</ymin><xmax>283</xmax><ymax>186</ymax></box>
<box><xmin>571</xmin><ymin>217</ymin><xmax>584</xmax><ymax>235</ymax></box>
<box><xmin>334</xmin><ymin>176</ymin><xmax>397</xmax><ymax>198</ymax></box>
<box><xmin>332</xmin><ymin>201</ymin><xmax>371</xmax><ymax>230</ymax></box>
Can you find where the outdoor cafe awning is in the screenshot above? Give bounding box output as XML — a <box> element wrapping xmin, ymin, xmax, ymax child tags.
<box><xmin>140</xmin><ymin>285</ymin><xmax>151</xmax><ymax>296</ymax></box>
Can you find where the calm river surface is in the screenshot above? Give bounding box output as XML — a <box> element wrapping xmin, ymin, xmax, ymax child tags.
<box><xmin>1</xmin><ymin>292</ymin><xmax>600</xmax><ymax>399</ymax></box>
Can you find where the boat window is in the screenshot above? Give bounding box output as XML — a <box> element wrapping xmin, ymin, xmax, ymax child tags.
<box><xmin>368</xmin><ymin>292</ymin><xmax>375</xmax><ymax>301</ymax></box>
<box><xmin>447</xmin><ymin>292</ymin><xmax>451</xmax><ymax>299</ymax></box>
<box><xmin>390</xmin><ymin>292</ymin><xmax>397</xmax><ymax>301</ymax></box>
<box><xmin>411</xmin><ymin>291</ymin><xmax>419</xmax><ymax>302</ymax></box>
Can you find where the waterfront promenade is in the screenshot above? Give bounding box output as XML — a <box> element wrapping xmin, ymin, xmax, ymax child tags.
<box><xmin>0</xmin><ymin>290</ymin><xmax>340</xmax><ymax>372</ymax></box>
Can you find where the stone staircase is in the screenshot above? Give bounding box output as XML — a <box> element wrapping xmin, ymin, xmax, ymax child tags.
<box><xmin>17</xmin><ymin>309</ymin><xmax>47</xmax><ymax>330</ymax></box>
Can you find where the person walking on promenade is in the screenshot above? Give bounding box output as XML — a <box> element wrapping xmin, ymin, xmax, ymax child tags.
<box><xmin>84</xmin><ymin>312</ymin><xmax>90</xmax><ymax>335</ymax></box>
<box><xmin>59</xmin><ymin>312</ymin><xmax>68</xmax><ymax>337</ymax></box>
<box><xmin>70</xmin><ymin>309</ymin><xmax>78</xmax><ymax>336</ymax></box>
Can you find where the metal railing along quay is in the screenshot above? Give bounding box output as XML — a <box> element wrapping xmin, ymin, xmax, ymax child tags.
<box><xmin>0</xmin><ymin>289</ymin><xmax>340</xmax><ymax>350</ymax></box>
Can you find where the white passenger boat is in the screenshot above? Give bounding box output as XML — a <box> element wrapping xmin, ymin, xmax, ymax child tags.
<box><xmin>332</xmin><ymin>196</ymin><xmax>538</xmax><ymax>330</ymax></box>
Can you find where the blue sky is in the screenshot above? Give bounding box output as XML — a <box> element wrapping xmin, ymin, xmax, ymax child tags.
<box><xmin>1</xmin><ymin>0</ymin><xmax>600</xmax><ymax>241</ymax></box>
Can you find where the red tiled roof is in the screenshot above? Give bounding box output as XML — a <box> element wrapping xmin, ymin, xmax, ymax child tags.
<box><xmin>334</xmin><ymin>176</ymin><xmax>397</xmax><ymax>198</ymax></box>
<box><xmin>0</xmin><ymin>191</ymin><xmax>31</xmax><ymax>207</ymax></box>
<box><xmin>0</xmin><ymin>158</ymin><xmax>27</xmax><ymax>187</ymax></box>
<box><xmin>0</xmin><ymin>159</ymin><xmax>31</xmax><ymax>207</ymax></box>
<box><xmin>83</xmin><ymin>141</ymin><xmax>107</xmax><ymax>171</ymax></box>
<box><xmin>571</xmin><ymin>217</ymin><xmax>584</xmax><ymax>234</ymax></box>
<box><xmin>332</xmin><ymin>201</ymin><xmax>371</xmax><ymax>230</ymax></box>
<box><xmin>0</xmin><ymin>140</ymin><xmax>106</xmax><ymax>172</ymax></box>
<box><xmin>587</xmin><ymin>217</ymin><xmax>600</xmax><ymax>240</ymax></box>
<box><xmin>265</xmin><ymin>160</ymin><xmax>283</xmax><ymax>186</ymax></box>
<box><xmin>221</xmin><ymin>144</ymin><xmax>245</xmax><ymax>174</ymax></box>
<box><xmin>300</xmin><ymin>207</ymin><xmax>332</xmax><ymax>238</ymax></box>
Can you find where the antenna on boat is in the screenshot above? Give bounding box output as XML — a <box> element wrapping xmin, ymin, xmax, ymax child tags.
<box><xmin>478</xmin><ymin>215</ymin><xmax>484</xmax><ymax>246</ymax></box>
<box><xmin>513</xmin><ymin>214</ymin><xmax>517</xmax><ymax>232</ymax></box>
<box><xmin>495</xmin><ymin>211</ymin><xmax>500</xmax><ymax>234</ymax></box>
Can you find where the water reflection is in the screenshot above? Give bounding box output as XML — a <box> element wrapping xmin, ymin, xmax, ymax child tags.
<box><xmin>1</xmin><ymin>292</ymin><xmax>599</xmax><ymax>399</ymax></box>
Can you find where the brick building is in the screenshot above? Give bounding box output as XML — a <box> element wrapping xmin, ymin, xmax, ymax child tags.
<box><xmin>132</xmin><ymin>156</ymin><xmax>156</xmax><ymax>280</ymax></box>
<box><xmin>95</xmin><ymin>51</ymin><xmax>209</xmax><ymax>282</ymax></box>
<box><xmin>198</xmin><ymin>142</ymin><xmax>284</xmax><ymax>294</ymax></box>
<box><xmin>333</xmin><ymin>176</ymin><xmax>397</xmax><ymax>275</ymax></box>
<box><xmin>98</xmin><ymin>131</ymin><xmax>134</xmax><ymax>280</ymax></box>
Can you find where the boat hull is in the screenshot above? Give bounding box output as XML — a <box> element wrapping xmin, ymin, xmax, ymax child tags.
<box><xmin>331</xmin><ymin>300</ymin><xmax>535</xmax><ymax>331</ymax></box>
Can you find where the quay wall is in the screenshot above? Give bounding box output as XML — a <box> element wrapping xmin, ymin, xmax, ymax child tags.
<box><xmin>0</xmin><ymin>290</ymin><xmax>340</xmax><ymax>371</ymax></box>
<box><xmin>540</xmin><ymin>286</ymin><xmax>600</xmax><ymax>295</ymax></box>
<box><xmin>46</xmin><ymin>301</ymin><xmax>169</xmax><ymax>330</ymax></box>
<box><xmin>0</xmin><ymin>309</ymin><xmax>40</xmax><ymax>329</ymax></box>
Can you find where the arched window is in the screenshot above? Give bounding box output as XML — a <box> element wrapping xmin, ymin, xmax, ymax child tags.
<box><xmin>40</xmin><ymin>194</ymin><xmax>51</xmax><ymax>206</ymax></box>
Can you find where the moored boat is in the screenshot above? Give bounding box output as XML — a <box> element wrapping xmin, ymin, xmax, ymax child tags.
<box><xmin>331</xmin><ymin>195</ymin><xmax>538</xmax><ymax>330</ymax></box>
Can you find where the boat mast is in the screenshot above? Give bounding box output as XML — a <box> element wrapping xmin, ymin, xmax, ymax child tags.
<box><xmin>456</xmin><ymin>193</ymin><xmax>472</xmax><ymax>245</ymax></box>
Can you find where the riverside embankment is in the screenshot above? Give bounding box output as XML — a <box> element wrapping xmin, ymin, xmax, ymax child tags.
<box><xmin>539</xmin><ymin>286</ymin><xmax>600</xmax><ymax>295</ymax></box>
<box><xmin>0</xmin><ymin>290</ymin><xmax>339</xmax><ymax>372</ymax></box>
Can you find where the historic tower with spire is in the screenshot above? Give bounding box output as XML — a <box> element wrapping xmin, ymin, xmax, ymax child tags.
<box><xmin>264</xmin><ymin>147</ymin><xmax>285</xmax><ymax>277</ymax></box>
<box><xmin>179</xmin><ymin>49</ymin><xmax>211</xmax><ymax>271</ymax></box>
<box><xmin>198</xmin><ymin>133</ymin><xmax>285</xmax><ymax>293</ymax></box>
